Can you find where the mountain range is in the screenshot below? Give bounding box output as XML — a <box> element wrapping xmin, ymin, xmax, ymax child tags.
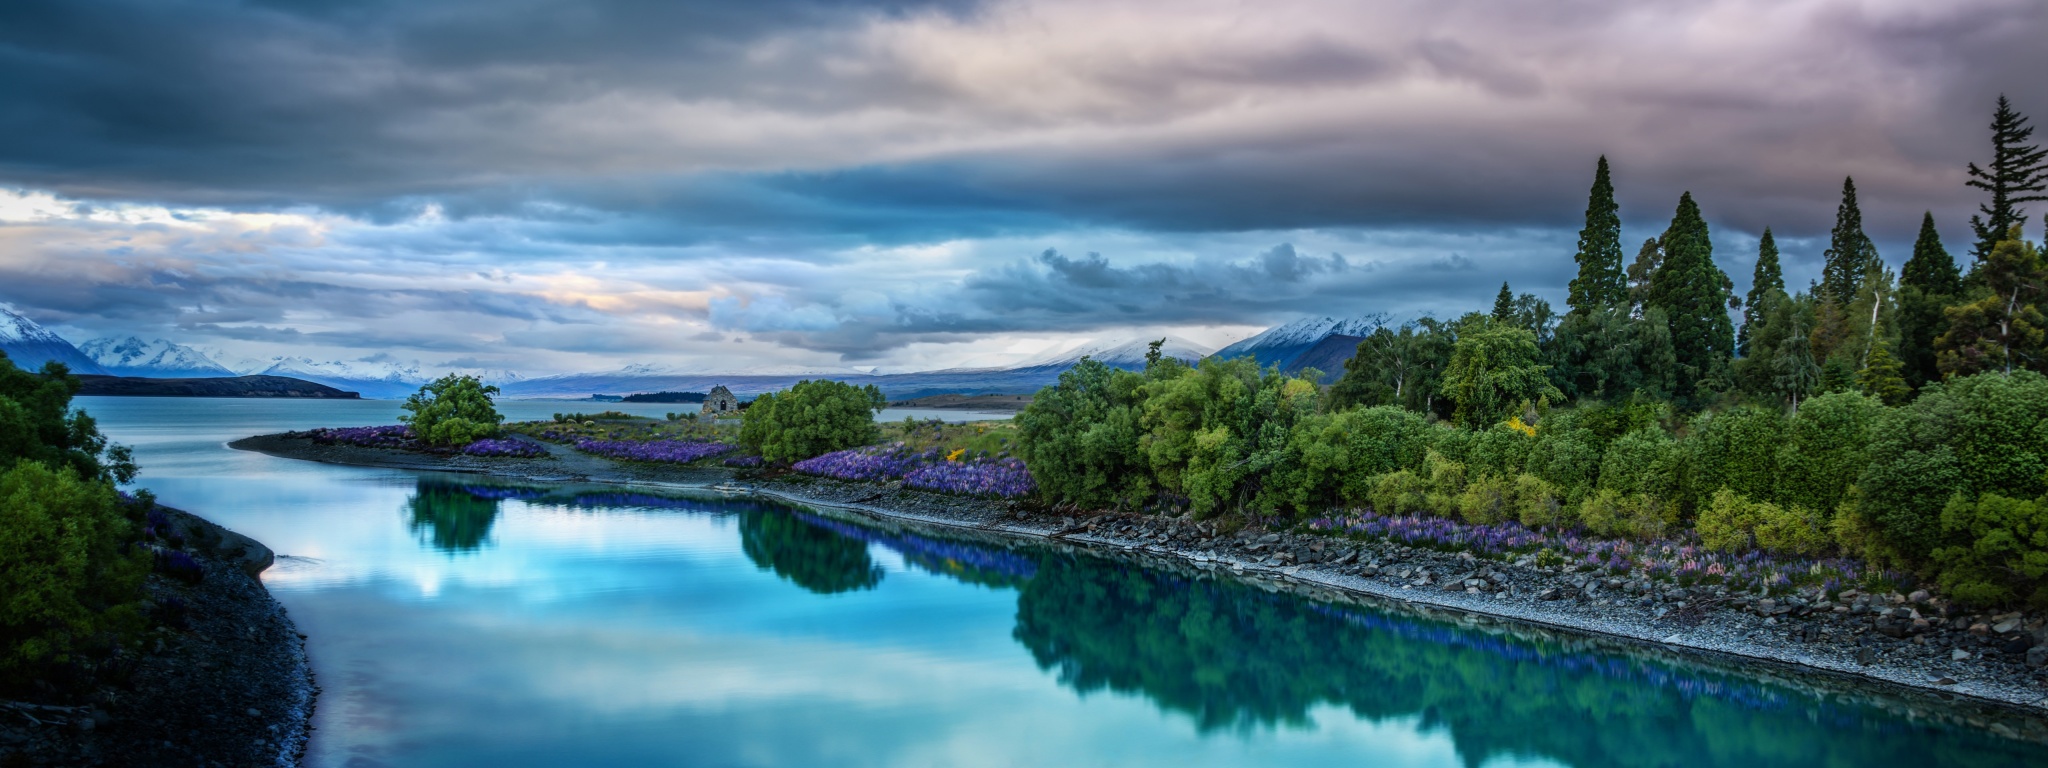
<box><xmin>1</xmin><ymin>307</ymin><xmax>1377</xmax><ymax>400</ymax></box>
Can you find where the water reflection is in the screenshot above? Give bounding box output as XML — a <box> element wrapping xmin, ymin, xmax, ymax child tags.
<box><xmin>398</xmin><ymin>478</ymin><xmax>2040</xmax><ymax>767</ymax></box>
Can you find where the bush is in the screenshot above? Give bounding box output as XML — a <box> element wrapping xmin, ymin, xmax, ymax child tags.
<box><xmin>1455</xmin><ymin>474</ymin><xmax>1511</xmax><ymax>525</ymax></box>
<box><xmin>1696</xmin><ymin>488</ymin><xmax>1757</xmax><ymax>551</ymax></box>
<box><xmin>1016</xmin><ymin>359</ymin><xmax>1155</xmax><ymax>509</ymax></box>
<box><xmin>1776</xmin><ymin>392</ymin><xmax>1882</xmax><ymax>518</ymax></box>
<box><xmin>0</xmin><ymin>461</ymin><xmax>147</xmax><ymax>675</ymax></box>
<box><xmin>1510</xmin><ymin>474</ymin><xmax>1567</xmax><ymax>529</ymax></box>
<box><xmin>1368</xmin><ymin>470</ymin><xmax>1429</xmax><ymax>515</ymax></box>
<box><xmin>1858</xmin><ymin>371</ymin><xmax>2048</xmax><ymax>562</ymax></box>
<box><xmin>1597</xmin><ymin>429</ymin><xmax>1684</xmax><ymax>504</ymax></box>
<box><xmin>1932</xmin><ymin>492</ymin><xmax>2048</xmax><ymax>607</ymax></box>
<box><xmin>1579</xmin><ymin>488</ymin><xmax>1671</xmax><ymax>540</ymax></box>
<box><xmin>1524</xmin><ymin>426</ymin><xmax>1601</xmax><ymax>506</ymax></box>
<box><xmin>740</xmin><ymin>380</ymin><xmax>886</xmax><ymax>464</ymax></box>
<box><xmin>1685</xmin><ymin>406</ymin><xmax>1785</xmax><ymax>508</ymax></box>
<box><xmin>401</xmin><ymin>374</ymin><xmax>504</xmax><ymax>446</ymax></box>
<box><xmin>0</xmin><ymin>355</ymin><xmax>135</xmax><ymax>484</ymax></box>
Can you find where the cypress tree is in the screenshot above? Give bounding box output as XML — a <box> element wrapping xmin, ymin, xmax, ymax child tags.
<box><xmin>1567</xmin><ymin>156</ymin><xmax>1625</xmax><ymax>315</ymax></box>
<box><xmin>1897</xmin><ymin>212</ymin><xmax>1961</xmax><ymax>388</ymax></box>
<box><xmin>1493</xmin><ymin>282</ymin><xmax>1515</xmax><ymax>320</ymax></box>
<box><xmin>1967</xmin><ymin>96</ymin><xmax>2048</xmax><ymax>263</ymax></box>
<box><xmin>1821</xmin><ymin>177</ymin><xmax>1880</xmax><ymax>305</ymax></box>
<box><xmin>1738</xmin><ymin>228</ymin><xmax>1782</xmax><ymax>356</ymax></box>
<box><xmin>1647</xmin><ymin>192</ymin><xmax>1735</xmax><ymax>404</ymax></box>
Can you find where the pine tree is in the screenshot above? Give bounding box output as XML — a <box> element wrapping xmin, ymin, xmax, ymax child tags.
<box><xmin>1821</xmin><ymin>177</ymin><xmax>1880</xmax><ymax>305</ymax></box>
<box><xmin>1567</xmin><ymin>156</ymin><xmax>1625</xmax><ymax>315</ymax></box>
<box><xmin>1897</xmin><ymin>212</ymin><xmax>1961</xmax><ymax>388</ymax></box>
<box><xmin>1493</xmin><ymin>282</ymin><xmax>1515</xmax><ymax>320</ymax></box>
<box><xmin>1938</xmin><ymin>229</ymin><xmax>2048</xmax><ymax>376</ymax></box>
<box><xmin>1646</xmin><ymin>192</ymin><xmax>1736</xmax><ymax>404</ymax></box>
<box><xmin>1967</xmin><ymin>96</ymin><xmax>2048</xmax><ymax>263</ymax></box>
<box><xmin>1625</xmin><ymin>237</ymin><xmax>1661</xmax><ymax>316</ymax></box>
<box><xmin>1857</xmin><ymin>342</ymin><xmax>1909</xmax><ymax>406</ymax></box>
<box><xmin>1738</xmin><ymin>228</ymin><xmax>1782</xmax><ymax>356</ymax></box>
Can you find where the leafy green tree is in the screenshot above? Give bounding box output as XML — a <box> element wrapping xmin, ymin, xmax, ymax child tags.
<box><xmin>1492</xmin><ymin>282</ymin><xmax>1515</xmax><ymax>320</ymax></box>
<box><xmin>1937</xmin><ymin>231</ymin><xmax>2048</xmax><ymax>377</ymax></box>
<box><xmin>400</xmin><ymin>374</ymin><xmax>503</xmax><ymax>446</ymax></box>
<box><xmin>1625</xmin><ymin>237</ymin><xmax>1661</xmax><ymax>316</ymax></box>
<box><xmin>739</xmin><ymin>379</ymin><xmax>884</xmax><ymax>464</ymax></box>
<box><xmin>1646</xmin><ymin>192</ymin><xmax>1736</xmax><ymax>405</ymax></box>
<box><xmin>1567</xmin><ymin>156</ymin><xmax>1626</xmax><ymax>316</ymax></box>
<box><xmin>0</xmin><ymin>461</ymin><xmax>147</xmax><ymax>676</ymax></box>
<box><xmin>1141</xmin><ymin>358</ymin><xmax>1321</xmax><ymax>516</ymax></box>
<box><xmin>1821</xmin><ymin>177</ymin><xmax>1881</xmax><ymax>306</ymax></box>
<box><xmin>1771</xmin><ymin>298</ymin><xmax>1823</xmax><ymax>410</ymax></box>
<box><xmin>1967</xmin><ymin>96</ymin><xmax>2048</xmax><ymax>263</ymax></box>
<box><xmin>1328</xmin><ymin>321</ymin><xmax>1454</xmax><ymax>414</ymax></box>
<box><xmin>1898</xmin><ymin>213</ymin><xmax>1963</xmax><ymax>388</ymax></box>
<box><xmin>1016</xmin><ymin>359</ymin><xmax>1155</xmax><ymax>509</ymax></box>
<box><xmin>1552</xmin><ymin>307</ymin><xmax>1675</xmax><ymax>402</ymax></box>
<box><xmin>1775</xmin><ymin>391</ymin><xmax>1883</xmax><ymax>519</ymax></box>
<box><xmin>1684</xmin><ymin>406</ymin><xmax>1786</xmax><ymax>508</ymax></box>
<box><xmin>1439</xmin><ymin>319</ymin><xmax>1561</xmax><ymax>428</ymax></box>
<box><xmin>1737</xmin><ymin>228</ymin><xmax>1782</xmax><ymax>357</ymax></box>
<box><xmin>1932</xmin><ymin>492</ymin><xmax>2048</xmax><ymax>607</ymax></box>
<box><xmin>0</xmin><ymin>353</ymin><xmax>135</xmax><ymax>484</ymax></box>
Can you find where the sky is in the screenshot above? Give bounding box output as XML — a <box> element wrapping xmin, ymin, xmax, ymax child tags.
<box><xmin>1</xmin><ymin>0</ymin><xmax>2044</xmax><ymax>375</ymax></box>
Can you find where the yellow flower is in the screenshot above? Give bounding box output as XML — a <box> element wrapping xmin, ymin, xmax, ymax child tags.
<box><xmin>1504</xmin><ymin>416</ymin><xmax>1536</xmax><ymax>437</ymax></box>
<box><xmin>947</xmin><ymin>448</ymin><xmax>966</xmax><ymax>462</ymax></box>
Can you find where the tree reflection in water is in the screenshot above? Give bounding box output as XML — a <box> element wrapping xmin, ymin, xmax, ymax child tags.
<box><xmin>739</xmin><ymin>510</ymin><xmax>885</xmax><ymax>595</ymax></box>
<box><xmin>404</xmin><ymin>480</ymin><xmax>531</xmax><ymax>553</ymax></box>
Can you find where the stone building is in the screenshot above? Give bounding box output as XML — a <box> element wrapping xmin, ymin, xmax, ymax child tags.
<box><xmin>701</xmin><ymin>385</ymin><xmax>740</xmax><ymax>415</ymax></box>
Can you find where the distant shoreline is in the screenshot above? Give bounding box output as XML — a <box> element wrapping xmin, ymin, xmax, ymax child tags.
<box><xmin>889</xmin><ymin>393</ymin><xmax>1033</xmax><ymax>412</ymax></box>
<box><xmin>75</xmin><ymin>374</ymin><xmax>361</xmax><ymax>399</ymax></box>
<box><xmin>230</xmin><ymin>429</ymin><xmax>2048</xmax><ymax>733</ymax></box>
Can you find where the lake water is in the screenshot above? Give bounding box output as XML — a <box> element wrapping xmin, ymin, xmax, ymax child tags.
<box><xmin>80</xmin><ymin>397</ymin><xmax>2044</xmax><ymax>767</ymax></box>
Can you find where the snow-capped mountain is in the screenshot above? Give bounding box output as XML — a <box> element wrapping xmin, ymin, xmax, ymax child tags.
<box><xmin>1016</xmin><ymin>336</ymin><xmax>1212</xmax><ymax>371</ymax></box>
<box><xmin>79</xmin><ymin>336</ymin><xmax>236</xmax><ymax>378</ymax></box>
<box><xmin>0</xmin><ymin>306</ymin><xmax>106</xmax><ymax>374</ymax></box>
<box><xmin>1211</xmin><ymin>315</ymin><xmax>1385</xmax><ymax>369</ymax></box>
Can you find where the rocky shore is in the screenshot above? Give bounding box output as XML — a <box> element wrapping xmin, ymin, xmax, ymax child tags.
<box><xmin>0</xmin><ymin>508</ymin><xmax>314</xmax><ymax>768</ymax></box>
<box><xmin>231</xmin><ymin>430</ymin><xmax>2048</xmax><ymax>737</ymax></box>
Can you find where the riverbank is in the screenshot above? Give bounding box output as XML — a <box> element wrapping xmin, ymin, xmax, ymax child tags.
<box><xmin>230</xmin><ymin>431</ymin><xmax>2048</xmax><ymax>736</ymax></box>
<box><xmin>0</xmin><ymin>507</ymin><xmax>314</xmax><ymax>767</ymax></box>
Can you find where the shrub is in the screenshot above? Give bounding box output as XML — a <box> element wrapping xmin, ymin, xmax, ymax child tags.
<box><xmin>1579</xmin><ymin>488</ymin><xmax>1671</xmax><ymax>540</ymax></box>
<box><xmin>1368</xmin><ymin>470</ymin><xmax>1429</xmax><ymax>515</ymax></box>
<box><xmin>1524</xmin><ymin>426</ymin><xmax>1601</xmax><ymax>506</ymax></box>
<box><xmin>0</xmin><ymin>461</ymin><xmax>147</xmax><ymax>675</ymax></box>
<box><xmin>1016</xmin><ymin>359</ymin><xmax>1155</xmax><ymax>509</ymax></box>
<box><xmin>1858</xmin><ymin>371</ymin><xmax>2048</xmax><ymax>562</ymax></box>
<box><xmin>740</xmin><ymin>380</ymin><xmax>886</xmax><ymax>464</ymax></box>
<box><xmin>1754</xmin><ymin>501</ymin><xmax>1833</xmax><ymax>556</ymax></box>
<box><xmin>1685</xmin><ymin>406</ymin><xmax>1785</xmax><ymax>508</ymax></box>
<box><xmin>1597</xmin><ymin>429</ymin><xmax>1684</xmax><ymax>504</ymax></box>
<box><xmin>1438</xmin><ymin>318</ymin><xmax>1561</xmax><ymax>427</ymax></box>
<box><xmin>401</xmin><ymin>374</ymin><xmax>504</xmax><ymax>446</ymax></box>
<box><xmin>1510</xmin><ymin>474</ymin><xmax>1567</xmax><ymax>529</ymax></box>
<box><xmin>1696</xmin><ymin>489</ymin><xmax>1758</xmax><ymax>551</ymax></box>
<box><xmin>1776</xmin><ymin>392</ymin><xmax>1882</xmax><ymax>518</ymax></box>
<box><xmin>1455</xmin><ymin>474</ymin><xmax>1511</xmax><ymax>525</ymax></box>
<box><xmin>1932</xmin><ymin>492</ymin><xmax>2048</xmax><ymax>607</ymax></box>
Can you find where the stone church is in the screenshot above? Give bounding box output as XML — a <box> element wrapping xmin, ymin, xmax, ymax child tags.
<box><xmin>701</xmin><ymin>385</ymin><xmax>741</xmax><ymax>415</ymax></box>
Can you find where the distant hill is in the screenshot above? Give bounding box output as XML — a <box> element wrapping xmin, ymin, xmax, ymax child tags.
<box><xmin>620</xmin><ymin>391</ymin><xmax>707</xmax><ymax>403</ymax></box>
<box><xmin>1281</xmin><ymin>334</ymin><xmax>1364</xmax><ymax>384</ymax></box>
<box><xmin>75</xmin><ymin>374</ymin><xmax>362</xmax><ymax>398</ymax></box>
<box><xmin>80</xmin><ymin>336</ymin><xmax>236</xmax><ymax>378</ymax></box>
<box><xmin>0</xmin><ymin>306</ymin><xmax>107</xmax><ymax>374</ymax></box>
<box><xmin>1211</xmin><ymin>316</ymin><xmax>1382</xmax><ymax>370</ymax></box>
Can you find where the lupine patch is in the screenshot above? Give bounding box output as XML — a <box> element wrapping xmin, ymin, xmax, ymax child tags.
<box><xmin>573</xmin><ymin>438</ymin><xmax>734</xmax><ymax>464</ymax></box>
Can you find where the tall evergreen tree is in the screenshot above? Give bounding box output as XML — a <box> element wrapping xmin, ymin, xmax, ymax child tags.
<box><xmin>1821</xmin><ymin>177</ymin><xmax>1880</xmax><ymax>305</ymax></box>
<box><xmin>1738</xmin><ymin>228</ymin><xmax>1782</xmax><ymax>356</ymax></box>
<box><xmin>1938</xmin><ymin>229</ymin><xmax>2048</xmax><ymax>376</ymax></box>
<box><xmin>1967</xmin><ymin>96</ymin><xmax>2048</xmax><ymax>262</ymax></box>
<box><xmin>1646</xmin><ymin>192</ymin><xmax>1736</xmax><ymax>404</ymax></box>
<box><xmin>1897</xmin><ymin>212</ymin><xmax>1961</xmax><ymax>388</ymax></box>
<box><xmin>1493</xmin><ymin>282</ymin><xmax>1515</xmax><ymax>320</ymax></box>
<box><xmin>1625</xmin><ymin>237</ymin><xmax>1661</xmax><ymax>317</ymax></box>
<box><xmin>1567</xmin><ymin>156</ymin><xmax>1625</xmax><ymax>315</ymax></box>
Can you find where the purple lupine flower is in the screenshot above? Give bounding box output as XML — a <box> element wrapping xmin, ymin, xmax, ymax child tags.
<box><xmin>574</xmin><ymin>438</ymin><xmax>734</xmax><ymax>464</ymax></box>
<box><xmin>461</xmin><ymin>438</ymin><xmax>547</xmax><ymax>458</ymax></box>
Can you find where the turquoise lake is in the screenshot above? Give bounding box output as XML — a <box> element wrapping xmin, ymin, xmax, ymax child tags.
<box><xmin>82</xmin><ymin>397</ymin><xmax>2046</xmax><ymax>768</ymax></box>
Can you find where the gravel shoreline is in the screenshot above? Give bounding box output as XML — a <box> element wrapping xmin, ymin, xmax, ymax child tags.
<box><xmin>230</xmin><ymin>430</ymin><xmax>2048</xmax><ymax>740</ymax></box>
<box><xmin>0</xmin><ymin>507</ymin><xmax>315</xmax><ymax>768</ymax></box>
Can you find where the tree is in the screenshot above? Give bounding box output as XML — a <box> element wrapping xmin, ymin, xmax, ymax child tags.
<box><xmin>1821</xmin><ymin>177</ymin><xmax>1881</xmax><ymax>306</ymax></box>
<box><xmin>1625</xmin><ymin>237</ymin><xmax>1660</xmax><ymax>316</ymax></box>
<box><xmin>400</xmin><ymin>374</ymin><xmax>503</xmax><ymax>446</ymax></box>
<box><xmin>739</xmin><ymin>379</ymin><xmax>885</xmax><ymax>463</ymax></box>
<box><xmin>1492</xmin><ymin>282</ymin><xmax>1515</xmax><ymax>320</ymax></box>
<box><xmin>1328</xmin><ymin>320</ymin><xmax>1455</xmax><ymax>414</ymax></box>
<box><xmin>1898</xmin><ymin>212</ymin><xmax>1962</xmax><ymax>388</ymax></box>
<box><xmin>0</xmin><ymin>354</ymin><xmax>135</xmax><ymax>484</ymax></box>
<box><xmin>1439</xmin><ymin>319</ymin><xmax>1562</xmax><ymax>427</ymax></box>
<box><xmin>1567</xmin><ymin>156</ymin><xmax>1626</xmax><ymax>316</ymax></box>
<box><xmin>1858</xmin><ymin>342</ymin><xmax>1909</xmax><ymax>406</ymax></box>
<box><xmin>1646</xmin><ymin>192</ymin><xmax>1736</xmax><ymax>405</ymax></box>
<box><xmin>1967</xmin><ymin>96</ymin><xmax>2048</xmax><ymax>263</ymax></box>
<box><xmin>1771</xmin><ymin>300</ymin><xmax>1823</xmax><ymax>411</ymax></box>
<box><xmin>1015</xmin><ymin>359</ymin><xmax>1155</xmax><ymax>509</ymax></box>
<box><xmin>1738</xmin><ymin>228</ymin><xmax>1782</xmax><ymax>357</ymax></box>
<box><xmin>1938</xmin><ymin>231</ymin><xmax>2048</xmax><ymax>377</ymax></box>
<box><xmin>1552</xmin><ymin>306</ymin><xmax>1675</xmax><ymax>402</ymax></box>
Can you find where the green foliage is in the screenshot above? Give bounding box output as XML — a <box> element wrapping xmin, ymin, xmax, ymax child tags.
<box><xmin>1492</xmin><ymin>282</ymin><xmax>1515</xmax><ymax>320</ymax></box>
<box><xmin>739</xmin><ymin>379</ymin><xmax>884</xmax><ymax>464</ymax></box>
<box><xmin>1821</xmin><ymin>177</ymin><xmax>1882</xmax><ymax>306</ymax></box>
<box><xmin>1738</xmin><ymin>228</ymin><xmax>1783</xmax><ymax>357</ymax></box>
<box><xmin>1438</xmin><ymin>318</ymin><xmax>1560</xmax><ymax>428</ymax></box>
<box><xmin>739</xmin><ymin>509</ymin><xmax>883</xmax><ymax>594</ymax></box>
<box><xmin>1139</xmin><ymin>358</ymin><xmax>1322</xmax><ymax>516</ymax></box>
<box><xmin>1859</xmin><ymin>371</ymin><xmax>2048</xmax><ymax>560</ymax></box>
<box><xmin>1578</xmin><ymin>488</ymin><xmax>1671</xmax><ymax>540</ymax></box>
<box><xmin>1567</xmin><ymin>155</ymin><xmax>1627</xmax><ymax>315</ymax></box>
<box><xmin>1645</xmin><ymin>192</ymin><xmax>1736</xmax><ymax>405</ymax></box>
<box><xmin>0</xmin><ymin>461</ymin><xmax>147</xmax><ymax>675</ymax></box>
<box><xmin>1697</xmin><ymin>488</ymin><xmax>1759</xmax><ymax>551</ymax></box>
<box><xmin>1966</xmin><ymin>95</ymin><xmax>2048</xmax><ymax>263</ymax></box>
<box><xmin>1551</xmin><ymin>306</ymin><xmax>1676</xmax><ymax>402</ymax></box>
<box><xmin>1368</xmin><ymin>469</ymin><xmax>1430</xmax><ymax>516</ymax></box>
<box><xmin>400</xmin><ymin>374</ymin><xmax>503</xmax><ymax>446</ymax></box>
<box><xmin>1685</xmin><ymin>406</ymin><xmax>1785</xmax><ymax>507</ymax></box>
<box><xmin>1857</xmin><ymin>343</ymin><xmax>1909</xmax><ymax>406</ymax></box>
<box><xmin>0</xmin><ymin>353</ymin><xmax>135</xmax><ymax>484</ymax></box>
<box><xmin>1597</xmin><ymin>429</ymin><xmax>1684</xmax><ymax>504</ymax></box>
<box><xmin>1328</xmin><ymin>321</ymin><xmax>1453</xmax><ymax>414</ymax></box>
<box><xmin>1933</xmin><ymin>492</ymin><xmax>2048</xmax><ymax>607</ymax></box>
<box><xmin>1898</xmin><ymin>212</ymin><xmax>1961</xmax><ymax>389</ymax></box>
<box><xmin>1938</xmin><ymin>233</ymin><xmax>2047</xmax><ymax>377</ymax></box>
<box><xmin>1698</xmin><ymin>489</ymin><xmax>1831</xmax><ymax>556</ymax></box>
<box><xmin>1776</xmin><ymin>392</ymin><xmax>1882</xmax><ymax>518</ymax></box>
<box><xmin>1016</xmin><ymin>359</ymin><xmax>1157</xmax><ymax>509</ymax></box>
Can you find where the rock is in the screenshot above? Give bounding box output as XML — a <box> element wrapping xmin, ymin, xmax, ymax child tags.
<box><xmin>1856</xmin><ymin>646</ymin><xmax>1877</xmax><ymax>665</ymax></box>
<box><xmin>1908</xmin><ymin>589</ymin><xmax>1931</xmax><ymax>604</ymax></box>
<box><xmin>1993</xmin><ymin>618</ymin><xmax>2021</xmax><ymax>634</ymax></box>
<box><xmin>1970</xmin><ymin>623</ymin><xmax>1991</xmax><ymax>635</ymax></box>
<box><xmin>1930</xmin><ymin>675</ymin><xmax>1957</xmax><ymax>686</ymax></box>
<box><xmin>2027</xmin><ymin>646</ymin><xmax>2048</xmax><ymax>669</ymax></box>
<box><xmin>1952</xmin><ymin>649</ymin><xmax>1972</xmax><ymax>662</ymax></box>
<box><xmin>1537</xmin><ymin>587</ymin><xmax>1561</xmax><ymax>601</ymax></box>
<box><xmin>1876</xmin><ymin>620</ymin><xmax>1909</xmax><ymax>639</ymax></box>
